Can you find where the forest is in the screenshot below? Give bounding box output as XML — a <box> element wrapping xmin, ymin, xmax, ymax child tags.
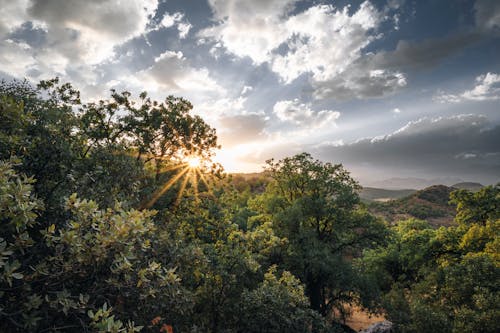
<box><xmin>0</xmin><ymin>78</ymin><xmax>498</xmax><ymax>332</ymax></box>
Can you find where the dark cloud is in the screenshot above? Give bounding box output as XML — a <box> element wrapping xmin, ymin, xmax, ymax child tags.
<box><xmin>373</xmin><ymin>33</ymin><xmax>481</xmax><ymax>70</ymax></box>
<box><xmin>315</xmin><ymin>114</ymin><xmax>500</xmax><ymax>184</ymax></box>
<box><xmin>312</xmin><ymin>64</ymin><xmax>406</xmax><ymax>100</ymax></box>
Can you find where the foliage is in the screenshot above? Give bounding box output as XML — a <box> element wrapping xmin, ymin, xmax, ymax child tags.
<box><xmin>238</xmin><ymin>266</ymin><xmax>330</xmax><ymax>333</ymax></box>
<box><xmin>0</xmin><ymin>161</ymin><xmax>188</xmax><ymax>331</ymax></box>
<box><xmin>360</xmin><ymin>185</ymin><xmax>500</xmax><ymax>332</ymax></box>
<box><xmin>257</xmin><ymin>153</ymin><xmax>387</xmax><ymax>323</ymax></box>
<box><xmin>3</xmin><ymin>76</ymin><xmax>496</xmax><ymax>333</ymax></box>
<box><xmin>368</xmin><ymin>185</ymin><xmax>457</xmax><ymax>225</ymax></box>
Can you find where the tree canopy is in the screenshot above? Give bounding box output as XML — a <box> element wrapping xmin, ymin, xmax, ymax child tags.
<box><xmin>1</xmin><ymin>78</ymin><xmax>497</xmax><ymax>333</ymax></box>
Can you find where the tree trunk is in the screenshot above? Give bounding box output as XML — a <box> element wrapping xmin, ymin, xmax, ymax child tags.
<box><xmin>307</xmin><ymin>277</ymin><xmax>324</xmax><ymax>315</ymax></box>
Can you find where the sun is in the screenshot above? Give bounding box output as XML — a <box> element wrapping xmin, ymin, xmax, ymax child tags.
<box><xmin>186</xmin><ymin>155</ymin><xmax>201</xmax><ymax>168</ymax></box>
<box><xmin>139</xmin><ymin>154</ymin><xmax>215</xmax><ymax>210</ymax></box>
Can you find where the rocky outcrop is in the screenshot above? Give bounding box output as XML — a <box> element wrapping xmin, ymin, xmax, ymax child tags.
<box><xmin>359</xmin><ymin>320</ymin><xmax>393</xmax><ymax>333</ymax></box>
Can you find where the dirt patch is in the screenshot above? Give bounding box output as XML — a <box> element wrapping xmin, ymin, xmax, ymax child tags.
<box><xmin>344</xmin><ymin>306</ymin><xmax>386</xmax><ymax>331</ymax></box>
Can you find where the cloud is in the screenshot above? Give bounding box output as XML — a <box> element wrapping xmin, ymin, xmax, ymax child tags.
<box><xmin>161</xmin><ymin>12</ymin><xmax>183</xmax><ymax>28</ymax></box>
<box><xmin>0</xmin><ymin>0</ymin><xmax>158</xmax><ymax>85</ymax></box>
<box><xmin>215</xmin><ymin>114</ymin><xmax>500</xmax><ymax>181</ymax></box>
<box><xmin>0</xmin><ymin>0</ymin><xmax>30</xmax><ymax>38</ymax></box>
<box><xmin>462</xmin><ymin>72</ymin><xmax>500</xmax><ymax>100</ymax></box>
<box><xmin>0</xmin><ymin>39</ymin><xmax>36</xmax><ymax>78</ymax></box>
<box><xmin>315</xmin><ymin>114</ymin><xmax>500</xmax><ymax>183</ymax></box>
<box><xmin>312</xmin><ymin>65</ymin><xmax>406</xmax><ymax>100</ymax></box>
<box><xmin>202</xmin><ymin>1</ymin><xmax>408</xmax><ymax>100</ymax></box>
<box><xmin>273</xmin><ymin>99</ymin><xmax>340</xmax><ymax>128</ymax></box>
<box><xmin>372</xmin><ymin>33</ymin><xmax>481</xmax><ymax>70</ymax></box>
<box><xmin>475</xmin><ymin>0</ymin><xmax>500</xmax><ymax>30</ymax></box>
<box><xmin>241</xmin><ymin>85</ymin><xmax>253</xmax><ymax>95</ymax></box>
<box><xmin>201</xmin><ymin>0</ymin><xmax>297</xmax><ymax>64</ymax></box>
<box><xmin>436</xmin><ymin>72</ymin><xmax>500</xmax><ymax>103</ymax></box>
<box><xmin>160</xmin><ymin>12</ymin><xmax>192</xmax><ymax>39</ymax></box>
<box><xmin>191</xmin><ymin>95</ymin><xmax>269</xmax><ymax>149</ymax></box>
<box><xmin>271</xmin><ymin>2</ymin><xmax>383</xmax><ymax>83</ymax></box>
<box><xmin>138</xmin><ymin>50</ymin><xmax>225</xmax><ymax>96</ymax></box>
<box><xmin>217</xmin><ymin>113</ymin><xmax>268</xmax><ymax>147</ymax></box>
<box><xmin>26</xmin><ymin>0</ymin><xmax>158</xmax><ymax>64</ymax></box>
<box><xmin>178</xmin><ymin>22</ymin><xmax>192</xmax><ymax>39</ymax></box>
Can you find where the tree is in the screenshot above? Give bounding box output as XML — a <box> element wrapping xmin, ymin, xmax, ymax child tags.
<box><xmin>238</xmin><ymin>267</ymin><xmax>329</xmax><ymax>333</ymax></box>
<box><xmin>258</xmin><ymin>153</ymin><xmax>387</xmax><ymax>322</ymax></box>
<box><xmin>119</xmin><ymin>92</ymin><xmax>220</xmax><ymax>179</ymax></box>
<box><xmin>0</xmin><ymin>78</ymin><xmax>222</xmax><ymax>331</ymax></box>
<box><xmin>360</xmin><ymin>185</ymin><xmax>500</xmax><ymax>332</ymax></box>
<box><xmin>0</xmin><ymin>160</ymin><xmax>191</xmax><ymax>331</ymax></box>
<box><xmin>450</xmin><ymin>184</ymin><xmax>499</xmax><ymax>226</ymax></box>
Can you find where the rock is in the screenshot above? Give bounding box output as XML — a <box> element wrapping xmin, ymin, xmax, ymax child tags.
<box><xmin>359</xmin><ymin>320</ymin><xmax>393</xmax><ymax>333</ymax></box>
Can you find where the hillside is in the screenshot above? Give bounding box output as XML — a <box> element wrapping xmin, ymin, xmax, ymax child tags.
<box><xmin>368</xmin><ymin>185</ymin><xmax>457</xmax><ymax>226</ymax></box>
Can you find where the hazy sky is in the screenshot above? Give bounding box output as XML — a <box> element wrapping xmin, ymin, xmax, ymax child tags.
<box><xmin>1</xmin><ymin>0</ymin><xmax>499</xmax><ymax>185</ymax></box>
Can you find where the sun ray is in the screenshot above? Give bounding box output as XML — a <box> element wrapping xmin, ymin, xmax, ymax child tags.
<box><xmin>159</xmin><ymin>162</ymin><xmax>188</xmax><ymax>173</ymax></box>
<box><xmin>140</xmin><ymin>166</ymin><xmax>189</xmax><ymax>210</ymax></box>
<box><xmin>191</xmin><ymin>169</ymin><xmax>199</xmax><ymax>203</ymax></box>
<box><xmin>174</xmin><ymin>169</ymin><xmax>191</xmax><ymax>206</ymax></box>
<box><xmin>196</xmin><ymin>169</ymin><xmax>215</xmax><ymax>198</ymax></box>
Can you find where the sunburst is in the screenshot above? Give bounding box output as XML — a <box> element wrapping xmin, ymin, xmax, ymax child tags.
<box><xmin>139</xmin><ymin>153</ymin><xmax>215</xmax><ymax>210</ymax></box>
<box><xmin>186</xmin><ymin>155</ymin><xmax>201</xmax><ymax>169</ymax></box>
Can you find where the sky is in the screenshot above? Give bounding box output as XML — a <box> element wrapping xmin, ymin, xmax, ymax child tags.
<box><xmin>0</xmin><ymin>0</ymin><xmax>499</xmax><ymax>186</ymax></box>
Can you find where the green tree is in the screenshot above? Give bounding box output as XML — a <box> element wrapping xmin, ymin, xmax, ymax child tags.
<box><xmin>0</xmin><ymin>160</ymin><xmax>190</xmax><ymax>331</ymax></box>
<box><xmin>360</xmin><ymin>186</ymin><xmax>500</xmax><ymax>332</ymax></box>
<box><xmin>258</xmin><ymin>153</ymin><xmax>387</xmax><ymax>322</ymax></box>
<box><xmin>238</xmin><ymin>266</ymin><xmax>329</xmax><ymax>333</ymax></box>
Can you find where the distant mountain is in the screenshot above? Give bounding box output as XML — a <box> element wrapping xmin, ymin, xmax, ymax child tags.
<box><xmin>359</xmin><ymin>187</ymin><xmax>416</xmax><ymax>202</ymax></box>
<box><xmin>452</xmin><ymin>182</ymin><xmax>484</xmax><ymax>191</ymax></box>
<box><xmin>366</xmin><ymin>176</ymin><xmax>464</xmax><ymax>190</ymax></box>
<box><xmin>368</xmin><ymin>185</ymin><xmax>457</xmax><ymax>227</ymax></box>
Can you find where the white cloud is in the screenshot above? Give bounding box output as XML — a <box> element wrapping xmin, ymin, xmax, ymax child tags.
<box><xmin>434</xmin><ymin>91</ymin><xmax>462</xmax><ymax>104</ymax></box>
<box><xmin>393</xmin><ymin>108</ymin><xmax>401</xmax><ymax>113</ymax></box>
<box><xmin>0</xmin><ymin>0</ymin><xmax>31</xmax><ymax>38</ymax></box>
<box><xmin>201</xmin><ymin>0</ymin><xmax>297</xmax><ymax>64</ymax></box>
<box><xmin>26</xmin><ymin>0</ymin><xmax>158</xmax><ymax>64</ymax></box>
<box><xmin>241</xmin><ymin>85</ymin><xmax>253</xmax><ymax>95</ymax></box>
<box><xmin>436</xmin><ymin>72</ymin><xmax>500</xmax><ymax>103</ymax></box>
<box><xmin>161</xmin><ymin>12</ymin><xmax>183</xmax><ymax>28</ymax></box>
<box><xmin>202</xmin><ymin>1</ymin><xmax>406</xmax><ymax>100</ymax></box>
<box><xmin>0</xmin><ymin>39</ymin><xmax>36</xmax><ymax>77</ymax></box>
<box><xmin>136</xmin><ymin>50</ymin><xmax>226</xmax><ymax>98</ymax></box>
<box><xmin>103</xmin><ymin>49</ymin><xmax>227</xmax><ymax>106</ymax></box>
<box><xmin>194</xmin><ymin>96</ymin><xmax>246</xmax><ymax>119</ymax></box>
<box><xmin>178</xmin><ymin>22</ymin><xmax>192</xmax><ymax>39</ymax></box>
<box><xmin>272</xmin><ymin>2</ymin><xmax>382</xmax><ymax>83</ymax></box>
<box><xmin>273</xmin><ymin>99</ymin><xmax>340</xmax><ymax>128</ymax></box>
<box><xmin>462</xmin><ymin>72</ymin><xmax>500</xmax><ymax>100</ymax></box>
<box><xmin>0</xmin><ymin>0</ymin><xmax>158</xmax><ymax>88</ymax></box>
<box><xmin>160</xmin><ymin>12</ymin><xmax>192</xmax><ymax>39</ymax></box>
